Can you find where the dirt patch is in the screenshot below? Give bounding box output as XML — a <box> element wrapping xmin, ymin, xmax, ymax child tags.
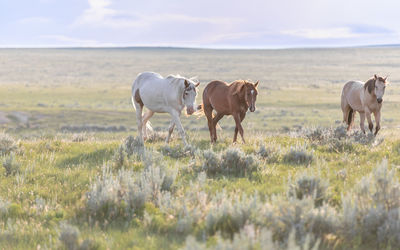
<box><xmin>0</xmin><ymin>112</ymin><xmax>11</xmax><ymax>124</ymax></box>
<box><xmin>8</xmin><ymin>111</ymin><xmax>30</xmax><ymax>124</ymax></box>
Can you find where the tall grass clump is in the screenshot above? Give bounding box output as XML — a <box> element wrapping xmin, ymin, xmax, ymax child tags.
<box><xmin>201</xmin><ymin>148</ymin><xmax>259</xmax><ymax>177</ymax></box>
<box><xmin>0</xmin><ymin>132</ymin><xmax>17</xmax><ymax>155</ymax></box>
<box><xmin>160</xmin><ymin>144</ymin><xmax>197</xmax><ymax>159</ymax></box>
<box><xmin>283</xmin><ymin>144</ymin><xmax>313</xmax><ymax>165</ymax></box>
<box><xmin>59</xmin><ymin>223</ymin><xmax>80</xmax><ymax>250</ymax></box>
<box><xmin>59</xmin><ymin>223</ymin><xmax>100</xmax><ymax>250</ymax></box>
<box><xmin>123</xmin><ymin>135</ymin><xmax>144</xmax><ymax>158</ymax></box>
<box><xmin>288</xmin><ymin>173</ymin><xmax>328</xmax><ymax>207</ymax></box>
<box><xmin>71</xmin><ymin>132</ymin><xmax>89</xmax><ymax>142</ymax></box>
<box><xmin>112</xmin><ymin>136</ymin><xmax>146</xmax><ymax>168</ymax></box>
<box><xmin>2</xmin><ymin>153</ymin><xmax>21</xmax><ymax>176</ymax></box>
<box><xmin>302</xmin><ymin>125</ymin><xmax>381</xmax><ymax>152</ymax></box>
<box><xmin>305</xmin><ymin>126</ymin><xmax>329</xmax><ymax>142</ymax></box>
<box><xmin>340</xmin><ymin>159</ymin><xmax>400</xmax><ymax>248</ymax></box>
<box><xmin>257</xmin><ymin>144</ymin><xmax>280</xmax><ymax>163</ymax></box>
<box><xmin>205</xmin><ymin>193</ymin><xmax>259</xmax><ymax>238</ymax></box>
<box><xmin>0</xmin><ymin>197</ymin><xmax>10</xmax><ymax>220</ymax></box>
<box><xmin>184</xmin><ymin>225</ymin><xmax>320</xmax><ymax>250</ymax></box>
<box><xmin>85</xmin><ymin>163</ymin><xmax>176</xmax><ymax>224</ymax></box>
<box><xmin>112</xmin><ymin>145</ymin><xmax>127</xmax><ymax>169</ymax></box>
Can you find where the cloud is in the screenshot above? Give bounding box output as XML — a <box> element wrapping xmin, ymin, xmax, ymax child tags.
<box><xmin>73</xmin><ymin>0</ymin><xmax>231</xmax><ymax>28</ymax></box>
<box><xmin>281</xmin><ymin>27</ymin><xmax>359</xmax><ymax>39</ymax></box>
<box><xmin>40</xmin><ymin>35</ymin><xmax>114</xmax><ymax>46</ymax></box>
<box><xmin>75</xmin><ymin>0</ymin><xmax>117</xmax><ymax>25</ymax></box>
<box><xmin>18</xmin><ymin>17</ymin><xmax>50</xmax><ymax>24</ymax></box>
<box><xmin>281</xmin><ymin>25</ymin><xmax>396</xmax><ymax>40</ymax></box>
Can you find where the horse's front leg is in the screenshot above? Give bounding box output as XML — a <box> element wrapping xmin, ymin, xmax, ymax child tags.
<box><xmin>170</xmin><ymin>110</ymin><xmax>188</xmax><ymax>146</ymax></box>
<box><xmin>233</xmin><ymin>112</ymin><xmax>246</xmax><ymax>143</ymax></box>
<box><xmin>359</xmin><ymin>112</ymin><xmax>366</xmax><ymax>134</ymax></box>
<box><xmin>373</xmin><ymin>110</ymin><xmax>381</xmax><ymax>135</ymax></box>
<box><xmin>165</xmin><ymin>120</ymin><xmax>175</xmax><ymax>143</ymax></box>
<box><xmin>233</xmin><ymin>113</ymin><xmax>245</xmax><ymax>143</ymax></box>
<box><xmin>365</xmin><ymin>109</ymin><xmax>373</xmax><ymax>133</ymax></box>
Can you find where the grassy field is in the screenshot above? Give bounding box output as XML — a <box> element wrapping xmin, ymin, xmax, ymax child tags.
<box><xmin>1</xmin><ymin>48</ymin><xmax>400</xmax><ymax>249</ymax></box>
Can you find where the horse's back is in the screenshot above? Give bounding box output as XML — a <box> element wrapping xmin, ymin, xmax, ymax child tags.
<box><xmin>133</xmin><ymin>72</ymin><xmax>163</xmax><ymax>87</ymax></box>
<box><xmin>132</xmin><ymin>72</ymin><xmax>174</xmax><ymax>112</ymax></box>
<box><xmin>342</xmin><ymin>80</ymin><xmax>364</xmax><ymax>111</ymax></box>
<box><xmin>203</xmin><ymin>81</ymin><xmax>229</xmax><ymax>102</ymax></box>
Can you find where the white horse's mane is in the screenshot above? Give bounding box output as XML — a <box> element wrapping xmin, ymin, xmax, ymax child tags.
<box><xmin>166</xmin><ymin>74</ymin><xmax>199</xmax><ymax>85</ymax></box>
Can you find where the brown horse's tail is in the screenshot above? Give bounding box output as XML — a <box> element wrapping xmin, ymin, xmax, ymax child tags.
<box><xmin>194</xmin><ymin>104</ymin><xmax>204</xmax><ymax>117</ymax></box>
<box><xmin>347</xmin><ymin>108</ymin><xmax>354</xmax><ymax>126</ymax></box>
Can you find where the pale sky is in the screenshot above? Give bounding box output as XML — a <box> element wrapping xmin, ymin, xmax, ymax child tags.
<box><xmin>1</xmin><ymin>0</ymin><xmax>400</xmax><ymax>48</ymax></box>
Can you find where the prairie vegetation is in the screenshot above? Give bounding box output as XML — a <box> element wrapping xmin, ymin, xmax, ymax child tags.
<box><xmin>0</xmin><ymin>48</ymin><xmax>400</xmax><ymax>249</ymax></box>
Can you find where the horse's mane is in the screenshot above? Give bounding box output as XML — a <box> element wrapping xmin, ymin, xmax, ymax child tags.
<box><xmin>364</xmin><ymin>76</ymin><xmax>387</xmax><ymax>94</ymax></box>
<box><xmin>166</xmin><ymin>74</ymin><xmax>198</xmax><ymax>85</ymax></box>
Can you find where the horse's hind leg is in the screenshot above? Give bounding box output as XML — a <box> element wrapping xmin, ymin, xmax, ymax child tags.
<box><xmin>133</xmin><ymin>89</ymin><xmax>145</xmax><ymax>142</ymax></box>
<box><xmin>133</xmin><ymin>102</ymin><xmax>144</xmax><ymax>142</ymax></box>
<box><xmin>142</xmin><ymin>110</ymin><xmax>154</xmax><ymax>140</ymax></box>
<box><xmin>212</xmin><ymin>112</ymin><xmax>224</xmax><ymax>142</ymax></box>
<box><xmin>204</xmin><ymin>104</ymin><xmax>215</xmax><ymax>142</ymax></box>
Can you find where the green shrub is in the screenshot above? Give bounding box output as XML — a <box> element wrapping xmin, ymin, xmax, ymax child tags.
<box><xmin>201</xmin><ymin>148</ymin><xmax>259</xmax><ymax>177</ymax></box>
<box><xmin>283</xmin><ymin>145</ymin><xmax>313</xmax><ymax>165</ymax></box>
<box><xmin>0</xmin><ymin>132</ymin><xmax>17</xmax><ymax>155</ymax></box>
<box><xmin>288</xmin><ymin>174</ymin><xmax>328</xmax><ymax>207</ymax></box>
<box><xmin>3</xmin><ymin>153</ymin><xmax>21</xmax><ymax>176</ymax></box>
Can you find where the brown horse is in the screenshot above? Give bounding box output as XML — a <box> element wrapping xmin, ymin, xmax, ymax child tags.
<box><xmin>202</xmin><ymin>80</ymin><xmax>259</xmax><ymax>143</ymax></box>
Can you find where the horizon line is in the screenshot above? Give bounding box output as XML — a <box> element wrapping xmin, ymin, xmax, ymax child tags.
<box><xmin>1</xmin><ymin>43</ymin><xmax>400</xmax><ymax>50</ymax></box>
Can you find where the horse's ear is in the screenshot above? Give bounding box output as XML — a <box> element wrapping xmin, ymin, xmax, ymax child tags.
<box><xmin>184</xmin><ymin>80</ymin><xmax>189</xmax><ymax>88</ymax></box>
<box><xmin>384</xmin><ymin>76</ymin><xmax>388</xmax><ymax>82</ymax></box>
<box><xmin>194</xmin><ymin>82</ymin><xmax>200</xmax><ymax>87</ymax></box>
<box><xmin>232</xmin><ymin>82</ymin><xmax>245</xmax><ymax>96</ymax></box>
<box><xmin>374</xmin><ymin>74</ymin><xmax>378</xmax><ymax>80</ymax></box>
<box><xmin>254</xmin><ymin>81</ymin><xmax>259</xmax><ymax>88</ymax></box>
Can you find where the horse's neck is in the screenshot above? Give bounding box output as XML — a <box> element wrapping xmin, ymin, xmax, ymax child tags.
<box><xmin>168</xmin><ymin>78</ymin><xmax>185</xmax><ymax>106</ymax></box>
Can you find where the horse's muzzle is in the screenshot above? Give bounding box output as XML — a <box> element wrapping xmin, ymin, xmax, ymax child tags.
<box><xmin>249</xmin><ymin>106</ymin><xmax>256</xmax><ymax>112</ymax></box>
<box><xmin>377</xmin><ymin>98</ymin><xmax>383</xmax><ymax>104</ymax></box>
<box><xmin>187</xmin><ymin>107</ymin><xmax>195</xmax><ymax>115</ymax></box>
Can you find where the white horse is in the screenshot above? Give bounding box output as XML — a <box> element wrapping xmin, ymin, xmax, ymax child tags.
<box><xmin>131</xmin><ymin>72</ymin><xmax>200</xmax><ymax>145</ymax></box>
<box><xmin>341</xmin><ymin>74</ymin><xmax>388</xmax><ymax>135</ymax></box>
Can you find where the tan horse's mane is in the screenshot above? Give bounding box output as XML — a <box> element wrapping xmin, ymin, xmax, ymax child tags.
<box><xmin>364</xmin><ymin>76</ymin><xmax>387</xmax><ymax>94</ymax></box>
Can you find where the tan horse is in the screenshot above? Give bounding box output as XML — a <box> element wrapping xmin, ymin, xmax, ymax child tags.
<box><xmin>341</xmin><ymin>74</ymin><xmax>388</xmax><ymax>135</ymax></box>
<box><xmin>202</xmin><ymin>80</ymin><xmax>259</xmax><ymax>143</ymax></box>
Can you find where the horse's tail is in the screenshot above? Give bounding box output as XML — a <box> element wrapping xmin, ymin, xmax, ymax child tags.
<box><xmin>194</xmin><ymin>104</ymin><xmax>204</xmax><ymax>117</ymax></box>
<box><xmin>347</xmin><ymin>108</ymin><xmax>354</xmax><ymax>126</ymax></box>
<box><xmin>131</xmin><ymin>95</ymin><xmax>136</xmax><ymax>111</ymax></box>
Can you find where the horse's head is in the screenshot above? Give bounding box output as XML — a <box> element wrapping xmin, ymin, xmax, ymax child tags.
<box><xmin>183</xmin><ymin>79</ymin><xmax>200</xmax><ymax>115</ymax></box>
<box><xmin>233</xmin><ymin>80</ymin><xmax>259</xmax><ymax>112</ymax></box>
<box><xmin>369</xmin><ymin>74</ymin><xmax>388</xmax><ymax>103</ymax></box>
